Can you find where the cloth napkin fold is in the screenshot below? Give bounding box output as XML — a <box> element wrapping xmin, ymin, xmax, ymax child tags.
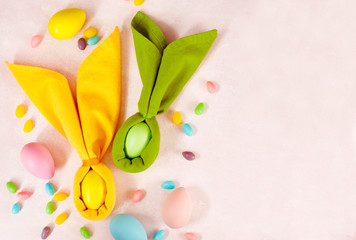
<box><xmin>6</xmin><ymin>27</ymin><xmax>121</xmax><ymax>220</ymax></box>
<box><xmin>112</xmin><ymin>11</ymin><xmax>217</xmax><ymax>173</ymax></box>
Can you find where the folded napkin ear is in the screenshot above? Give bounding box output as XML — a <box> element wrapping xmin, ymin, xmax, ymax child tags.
<box><xmin>6</xmin><ymin>27</ymin><xmax>121</xmax><ymax>220</ymax></box>
<box><xmin>112</xmin><ymin>12</ymin><xmax>217</xmax><ymax>173</ymax></box>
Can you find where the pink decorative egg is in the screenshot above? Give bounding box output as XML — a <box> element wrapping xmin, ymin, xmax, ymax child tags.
<box><xmin>31</xmin><ymin>35</ymin><xmax>42</xmax><ymax>48</ymax></box>
<box><xmin>162</xmin><ymin>187</ymin><xmax>192</xmax><ymax>229</ymax></box>
<box><xmin>132</xmin><ymin>189</ymin><xmax>144</xmax><ymax>203</ymax></box>
<box><xmin>21</xmin><ymin>143</ymin><xmax>55</xmax><ymax>179</ymax></box>
<box><xmin>184</xmin><ymin>232</ymin><xmax>199</xmax><ymax>240</ymax></box>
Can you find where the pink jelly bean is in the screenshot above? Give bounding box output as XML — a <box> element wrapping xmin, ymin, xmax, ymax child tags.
<box><xmin>31</xmin><ymin>35</ymin><xmax>42</xmax><ymax>48</ymax></box>
<box><xmin>206</xmin><ymin>81</ymin><xmax>216</xmax><ymax>93</ymax></box>
<box><xmin>17</xmin><ymin>191</ymin><xmax>32</xmax><ymax>200</ymax></box>
<box><xmin>184</xmin><ymin>232</ymin><xmax>199</xmax><ymax>240</ymax></box>
<box><xmin>132</xmin><ymin>189</ymin><xmax>144</xmax><ymax>203</ymax></box>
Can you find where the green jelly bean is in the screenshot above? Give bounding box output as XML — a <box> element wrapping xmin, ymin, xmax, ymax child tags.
<box><xmin>195</xmin><ymin>102</ymin><xmax>204</xmax><ymax>115</ymax></box>
<box><xmin>46</xmin><ymin>201</ymin><xmax>55</xmax><ymax>215</ymax></box>
<box><xmin>80</xmin><ymin>227</ymin><xmax>90</xmax><ymax>239</ymax></box>
<box><xmin>6</xmin><ymin>181</ymin><xmax>17</xmax><ymax>193</ymax></box>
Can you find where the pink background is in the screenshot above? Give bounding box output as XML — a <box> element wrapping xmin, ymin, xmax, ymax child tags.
<box><xmin>1</xmin><ymin>0</ymin><xmax>356</xmax><ymax>239</ymax></box>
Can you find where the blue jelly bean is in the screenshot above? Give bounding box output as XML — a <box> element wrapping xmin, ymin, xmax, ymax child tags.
<box><xmin>183</xmin><ymin>123</ymin><xmax>193</xmax><ymax>136</ymax></box>
<box><xmin>154</xmin><ymin>230</ymin><xmax>165</xmax><ymax>240</ymax></box>
<box><xmin>161</xmin><ymin>181</ymin><xmax>176</xmax><ymax>190</ymax></box>
<box><xmin>12</xmin><ymin>203</ymin><xmax>21</xmax><ymax>214</ymax></box>
<box><xmin>45</xmin><ymin>182</ymin><xmax>55</xmax><ymax>196</ymax></box>
<box><xmin>87</xmin><ymin>36</ymin><xmax>100</xmax><ymax>45</ymax></box>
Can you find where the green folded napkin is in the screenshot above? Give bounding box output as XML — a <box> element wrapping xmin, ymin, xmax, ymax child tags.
<box><xmin>112</xmin><ymin>11</ymin><xmax>217</xmax><ymax>173</ymax></box>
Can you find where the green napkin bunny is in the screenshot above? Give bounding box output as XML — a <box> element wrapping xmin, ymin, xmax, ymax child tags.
<box><xmin>112</xmin><ymin>11</ymin><xmax>217</xmax><ymax>173</ymax></box>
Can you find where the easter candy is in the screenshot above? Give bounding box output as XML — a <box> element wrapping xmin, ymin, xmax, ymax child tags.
<box><xmin>172</xmin><ymin>111</ymin><xmax>181</xmax><ymax>125</ymax></box>
<box><xmin>21</xmin><ymin>143</ymin><xmax>55</xmax><ymax>179</ymax></box>
<box><xmin>182</xmin><ymin>151</ymin><xmax>195</xmax><ymax>161</ymax></box>
<box><xmin>154</xmin><ymin>230</ymin><xmax>165</xmax><ymax>240</ymax></box>
<box><xmin>125</xmin><ymin>122</ymin><xmax>151</xmax><ymax>158</ymax></box>
<box><xmin>6</xmin><ymin>181</ymin><xmax>17</xmax><ymax>193</ymax></box>
<box><xmin>87</xmin><ymin>36</ymin><xmax>100</xmax><ymax>45</ymax></box>
<box><xmin>45</xmin><ymin>182</ymin><xmax>55</xmax><ymax>196</ymax></box>
<box><xmin>206</xmin><ymin>81</ymin><xmax>216</xmax><ymax>93</ymax></box>
<box><xmin>183</xmin><ymin>123</ymin><xmax>193</xmax><ymax>136</ymax></box>
<box><xmin>54</xmin><ymin>192</ymin><xmax>69</xmax><ymax>201</ymax></box>
<box><xmin>15</xmin><ymin>104</ymin><xmax>26</xmax><ymax>118</ymax></box>
<box><xmin>161</xmin><ymin>181</ymin><xmax>176</xmax><ymax>190</ymax></box>
<box><xmin>132</xmin><ymin>189</ymin><xmax>145</xmax><ymax>203</ymax></box>
<box><xmin>12</xmin><ymin>203</ymin><xmax>21</xmax><ymax>214</ymax></box>
<box><xmin>194</xmin><ymin>103</ymin><xmax>204</xmax><ymax>115</ymax></box>
<box><xmin>83</xmin><ymin>27</ymin><xmax>97</xmax><ymax>39</ymax></box>
<box><xmin>81</xmin><ymin>170</ymin><xmax>106</xmax><ymax>209</ymax></box>
<box><xmin>78</xmin><ymin>38</ymin><xmax>87</xmax><ymax>50</ymax></box>
<box><xmin>17</xmin><ymin>191</ymin><xmax>32</xmax><ymax>200</ymax></box>
<box><xmin>110</xmin><ymin>214</ymin><xmax>147</xmax><ymax>240</ymax></box>
<box><xmin>31</xmin><ymin>35</ymin><xmax>42</xmax><ymax>48</ymax></box>
<box><xmin>46</xmin><ymin>201</ymin><xmax>55</xmax><ymax>215</ymax></box>
<box><xmin>162</xmin><ymin>187</ymin><xmax>192</xmax><ymax>229</ymax></box>
<box><xmin>41</xmin><ymin>226</ymin><xmax>51</xmax><ymax>239</ymax></box>
<box><xmin>48</xmin><ymin>8</ymin><xmax>86</xmax><ymax>40</ymax></box>
<box><xmin>55</xmin><ymin>212</ymin><xmax>68</xmax><ymax>225</ymax></box>
<box><xmin>134</xmin><ymin>0</ymin><xmax>144</xmax><ymax>6</ymax></box>
<box><xmin>184</xmin><ymin>232</ymin><xmax>199</xmax><ymax>240</ymax></box>
<box><xmin>80</xmin><ymin>227</ymin><xmax>91</xmax><ymax>239</ymax></box>
<box><xmin>24</xmin><ymin>119</ymin><xmax>34</xmax><ymax>133</ymax></box>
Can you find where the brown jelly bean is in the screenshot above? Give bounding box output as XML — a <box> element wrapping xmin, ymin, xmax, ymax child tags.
<box><xmin>78</xmin><ymin>38</ymin><xmax>87</xmax><ymax>50</ymax></box>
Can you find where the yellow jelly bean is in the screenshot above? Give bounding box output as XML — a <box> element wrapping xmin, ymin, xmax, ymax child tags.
<box><xmin>172</xmin><ymin>111</ymin><xmax>181</xmax><ymax>125</ymax></box>
<box><xmin>55</xmin><ymin>212</ymin><xmax>68</xmax><ymax>225</ymax></box>
<box><xmin>15</xmin><ymin>105</ymin><xmax>26</xmax><ymax>118</ymax></box>
<box><xmin>134</xmin><ymin>0</ymin><xmax>144</xmax><ymax>6</ymax></box>
<box><xmin>53</xmin><ymin>192</ymin><xmax>69</xmax><ymax>201</ymax></box>
<box><xmin>24</xmin><ymin>120</ymin><xmax>33</xmax><ymax>133</ymax></box>
<box><xmin>83</xmin><ymin>27</ymin><xmax>97</xmax><ymax>39</ymax></box>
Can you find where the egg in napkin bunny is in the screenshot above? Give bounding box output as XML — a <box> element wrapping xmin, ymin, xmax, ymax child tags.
<box><xmin>6</xmin><ymin>27</ymin><xmax>121</xmax><ymax>220</ymax></box>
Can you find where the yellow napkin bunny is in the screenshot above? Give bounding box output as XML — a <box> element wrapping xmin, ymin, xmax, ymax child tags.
<box><xmin>6</xmin><ymin>27</ymin><xmax>121</xmax><ymax>220</ymax></box>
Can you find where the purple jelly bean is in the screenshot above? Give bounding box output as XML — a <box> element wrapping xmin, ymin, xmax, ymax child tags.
<box><xmin>78</xmin><ymin>38</ymin><xmax>87</xmax><ymax>50</ymax></box>
<box><xmin>41</xmin><ymin>226</ymin><xmax>51</xmax><ymax>239</ymax></box>
<box><xmin>182</xmin><ymin>151</ymin><xmax>195</xmax><ymax>161</ymax></box>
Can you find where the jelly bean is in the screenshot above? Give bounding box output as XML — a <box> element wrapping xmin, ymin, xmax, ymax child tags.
<box><xmin>6</xmin><ymin>181</ymin><xmax>17</xmax><ymax>193</ymax></box>
<box><xmin>183</xmin><ymin>123</ymin><xmax>193</xmax><ymax>136</ymax></box>
<box><xmin>154</xmin><ymin>230</ymin><xmax>165</xmax><ymax>240</ymax></box>
<box><xmin>194</xmin><ymin>103</ymin><xmax>204</xmax><ymax>115</ymax></box>
<box><xmin>132</xmin><ymin>189</ymin><xmax>144</xmax><ymax>203</ymax></box>
<box><xmin>45</xmin><ymin>182</ymin><xmax>55</xmax><ymax>196</ymax></box>
<box><xmin>80</xmin><ymin>227</ymin><xmax>91</xmax><ymax>239</ymax></box>
<box><xmin>55</xmin><ymin>212</ymin><xmax>68</xmax><ymax>225</ymax></box>
<box><xmin>161</xmin><ymin>181</ymin><xmax>176</xmax><ymax>190</ymax></box>
<box><xmin>23</xmin><ymin>120</ymin><xmax>33</xmax><ymax>133</ymax></box>
<box><xmin>12</xmin><ymin>203</ymin><xmax>21</xmax><ymax>214</ymax></box>
<box><xmin>172</xmin><ymin>111</ymin><xmax>181</xmax><ymax>125</ymax></box>
<box><xmin>206</xmin><ymin>81</ymin><xmax>216</xmax><ymax>93</ymax></box>
<box><xmin>87</xmin><ymin>36</ymin><xmax>100</xmax><ymax>45</ymax></box>
<box><xmin>184</xmin><ymin>232</ymin><xmax>199</xmax><ymax>240</ymax></box>
<box><xmin>41</xmin><ymin>226</ymin><xmax>51</xmax><ymax>239</ymax></box>
<box><xmin>182</xmin><ymin>151</ymin><xmax>195</xmax><ymax>161</ymax></box>
<box><xmin>17</xmin><ymin>191</ymin><xmax>32</xmax><ymax>200</ymax></box>
<box><xmin>54</xmin><ymin>192</ymin><xmax>69</xmax><ymax>201</ymax></box>
<box><xmin>31</xmin><ymin>35</ymin><xmax>42</xmax><ymax>48</ymax></box>
<box><xmin>134</xmin><ymin>0</ymin><xmax>144</xmax><ymax>6</ymax></box>
<box><xmin>15</xmin><ymin>105</ymin><xmax>26</xmax><ymax>118</ymax></box>
<box><xmin>83</xmin><ymin>27</ymin><xmax>97</xmax><ymax>39</ymax></box>
<box><xmin>46</xmin><ymin>201</ymin><xmax>55</xmax><ymax>215</ymax></box>
<box><xmin>78</xmin><ymin>38</ymin><xmax>87</xmax><ymax>50</ymax></box>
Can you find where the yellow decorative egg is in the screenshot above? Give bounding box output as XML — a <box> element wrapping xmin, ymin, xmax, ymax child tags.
<box><xmin>23</xmin><ymin>120</ymin><xmax>33</xmax><ymax>133</ymax></box>
<box><xmin>48</xmin><ymin>8</ymin><xmax>86</xmax><ymax>40</ymax></box>
<box><xmin>81</xmin><ymin>170</ymin><xmax>106</xmax><ymax>209</ymax></box>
